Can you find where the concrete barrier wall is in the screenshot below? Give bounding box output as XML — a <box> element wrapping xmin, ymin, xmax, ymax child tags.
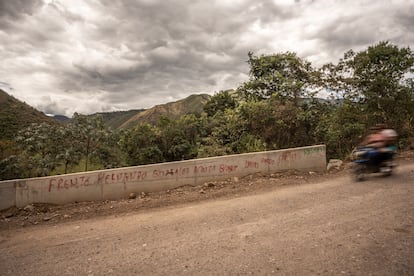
<box><xmin>0</xmin><ymin>181</ymin><xmax>16</xmax><ymax>211</ymax></box>
<box><xmin>0</xmin><ymin>145</ymin><xmax>326</xmax><ymax>210</ymax></box>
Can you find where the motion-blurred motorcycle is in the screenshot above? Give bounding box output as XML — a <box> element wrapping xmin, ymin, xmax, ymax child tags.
<box><xmin>351</xmin><ymin>147</ymin><xmax>397</xmax><ymax>181</ymax></box>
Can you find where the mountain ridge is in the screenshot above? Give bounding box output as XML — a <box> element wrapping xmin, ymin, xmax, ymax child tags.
<box><xmin>119</xmin><ymin>94</ymin><xmax>210</xmax><ymax>128</ymax></box>
<box><xmin>0</xmin><ymin>89</ymin><xmax>59</xmax><ymax>141</ymax></box>
<box><xmin>1</xmin><ymin>90</ymin><xmax>211</xmax><ymax>133</ymax></box>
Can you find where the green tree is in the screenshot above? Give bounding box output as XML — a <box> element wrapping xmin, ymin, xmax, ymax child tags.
<box><xmin>239</xmin><ymin>51</ymin><xmax>319</xmax><ymax>104</ymax></box>
<box><xmin>55</xmin><ymin>125</ymin><xmax>83</xmax><ymax>174</ymax></box>
<box><xmin>237</xmin><ymin>99</ymin><xmax>275</xmax><ymax>148</ymax></box>
<box><xmin>313</xmin><ymin>100</ymin><xmax>365</xmax><ymax>158</ymax></box>
<box><xmin>0</xmin><ymin>155</ymin><xmax>22</xmax><ymax>180</ymax></box>
<box><xmin>157</xmin><ymin>115</ymin><xmax>201</xmax><ymax>162</ymax></box>
<box><xmin>92</xmin><ymin>129</ymin><xmax>125</xmax><ymax>169</ymax></box>
<box><xmin>120</xmin><ymin>123</ymin><xmax>164</xmax><ymax>165</ymax></box>
<box><xmin>69</xmin><ymin>113</ymin><xmax>112</xmax><ymax>171</ymax></box>
<box><xmin>198</xmin><ymin>107</ymin><xmax>266</xmax><ymax>157</ymax></box>
<box><xmin>0</xmin><ymin>140</ymin><xmax>19</xmax><ymax>161</ymax></box>
<box><xmin>203</xmin><ymin>90</ymin><xmax>238</xmax><ymax>116</ymax></box>
<box><xmin>14</xmin><ymin>122</ymin><xmax>61</xmax><ymax>177</ymax></box>
<box><xmin>324</xmin><ymin>41</ymin><xmax>414</xmax><ymax>141</ymax></box>
<box><xmin>197</xmin><ymin>111</ymin><xmax>236</xmax><ymax>157</ymax></box>
<box><xmin>0</xmin><ymin>140</ymin><xmax>20</xmax><ymax>180</ymax></box>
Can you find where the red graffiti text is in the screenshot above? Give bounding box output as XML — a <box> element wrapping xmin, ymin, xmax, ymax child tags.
<box><xmin>48</xmin><ymin>176</ymin><xmax>91</xmax><ymax>192</ymax></box>
<box><xmin>261</xmin><ymin>158</ymin><xmax>275</xmax><ymax>165</ymax></box>
<box><xmin>219</xmin><ymin>164</ymin><xmax>238</xmax><ymax>173</ymax></box>
<box><xmin>245</xmin><ymin>160</ymin><xmax>259</xmax><ymax>168</ymax></box>
<box><xmin>152</xmin><ymin>167</ymin><xmax>190</xmax><ymax>178</ymax></box>
<box><xmin>277</xmin><ymin>152</ymin><xmax>299</xmax><ymax>164</ymax></box>
<box><xmin>194</xmin><ymin>165</ymin><xmax>216</xmax><ymax>174</ymax></box>
<box><xmin>98</xmin><ymin>171</ymin><xmax>147</xmax><ymax>185</ymax></box>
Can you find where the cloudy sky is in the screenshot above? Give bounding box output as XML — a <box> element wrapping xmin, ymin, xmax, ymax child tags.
<box><xmin>1</xmin><ymin>0</ymin><xmax>413</xmax><ymax>117</ymax></box>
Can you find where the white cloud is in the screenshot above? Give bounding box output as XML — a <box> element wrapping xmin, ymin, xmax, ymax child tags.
<box><xmin>0</xmin><ymin>0</ymin><xmax>413</xmax><ymax>117</ymax></box>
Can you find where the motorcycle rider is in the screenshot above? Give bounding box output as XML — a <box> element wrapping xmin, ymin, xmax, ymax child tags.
<box><xmin>353</xmin><ymin>124</ymin><xmax>398</xmax><ymax>178</ymax></box>
<box><xmin>358</xmin><ymin>124</ymin><xmax>394</xmax><ymax>169</ymax></box>
<box><xmin>361</xmin><ymin>124</ymin><xmax>386</xmax><ymax>148</ymax></box>
<box><xmin>381</xmin><ymin>128</ymin><xmax>398</xmax><ymax>150</ymax></box>
<box><xmin>380</xmin><ymin>127</ymin><xmax>398</xmax><ymax>163</ymax></box>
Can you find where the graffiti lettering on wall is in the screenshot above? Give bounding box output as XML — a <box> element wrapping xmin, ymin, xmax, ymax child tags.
<box><xmin>303</xmin><ymin>147</ymin><xmax>324</xmax><ymax>156</ymax></box>
<box><xmin>245</xmin><ymin>160</ymin><xmax>259</xmax><ymax>168</ymax></box>
<box><xmin>153</xmin><ymin>167</ymin><xmax>190</xmax><ymax>178</ymax></box>
<box><xmin>48</xmin><ymin>176</ymin><xmax>91</xmax><ymax>192</ymax></box>
<box><xmin>194</xmin><ymin>165</ymin><xmax>216</xmax><ymax>174</ymax></box>
<box><xmin>261</xmin><ymin>158</ymin><xmax>275</xmax><ymax>165</ymax></box>
<box><xmin>47</xmin><ymin>149</ymin><xmax>322</xmax><ymax>192</ymax></box>
<box><xmin>277</xmin><ymin>152</ymin><xmax>299</xmax><ymax>164</ymax></box>
<box><xmin>220</xmin><ymin>164</ymin><xmax>238</xmax><ymax>173</ymax></box>
<box><xmin>98</xmin><ymin>171</ymin><xmax>148</xmax><ymax>185</ymax></box>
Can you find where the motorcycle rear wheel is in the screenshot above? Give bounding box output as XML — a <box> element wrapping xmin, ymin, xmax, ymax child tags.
<box><xmin>380</xmin><ymin>166</ymin><xmax>392</xmax><ymax>177</ymax></box>
<box><xmin>353</xmin><ymin>164</ymin><xmax>366</xmax><ymax>181</ymax></box>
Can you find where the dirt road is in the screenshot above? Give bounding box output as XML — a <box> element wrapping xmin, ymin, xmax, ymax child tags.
<box><xmin>1</xmin><ymin>163</ymin><xmax>413</xmax><ymax>275</ymax></box>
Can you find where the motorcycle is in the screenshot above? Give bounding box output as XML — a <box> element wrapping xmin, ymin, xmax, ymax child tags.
<box><xmin>351</xmin><ymin>146</ymin><xmax>397</xmax><ymax>181</ymax></box>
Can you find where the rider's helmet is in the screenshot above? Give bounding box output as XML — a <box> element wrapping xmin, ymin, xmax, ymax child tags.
<box><xmin>382</xmin><ymin>128</ymin><xmax>398</xmax><ymax>146</ymax></box>
<box><xmin>382</xmin><ymin>129</ymin><xmax>398</xmax><ymax>139</ymax></box>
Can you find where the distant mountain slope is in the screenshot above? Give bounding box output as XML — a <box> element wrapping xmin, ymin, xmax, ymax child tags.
<box><xmin>0</xmin><ymin>91</ymin><xmax>210</xmax><ymax>139</ymax></box>
<box><xmin>89</xmin><ymin>109</ymin><xmax>145</xmax><ymax>129</ymax></box>
<box><xmin>53</xmin><ymin>114</ymin><xmax>71</xmax><ymax>124</ymax></box>
<box><xmin>120</xmin><ymin>94</ymin><xmax>211</xmax><ymax>128</ymax></box>
<box><xmin>0</xmin><ymin>89</ymin><xmax>58</xmax><ymax>140</ymax></box>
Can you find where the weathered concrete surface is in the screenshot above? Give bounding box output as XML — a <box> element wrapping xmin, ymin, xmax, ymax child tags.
<box><xmin>0</xmin><ymin>181</ymin><xmax>15</xmax><ymax>210</ymax></box>
<box><xmin>1</xmin><ymin>145</ymin><xmax>326</xmax><ymax>210</ymax></box>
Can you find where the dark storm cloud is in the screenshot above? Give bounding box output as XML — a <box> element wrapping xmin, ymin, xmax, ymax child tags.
<box><xmin>0</xmin><ymin>0</ymin><xmax>43</xmax><ymax>31</ymax></box>
<box><xmin>1</xmin><ymin>0</ymin><xmax>413</xmax><ymax>116</ymax></box>
<box><xmin>306</xmin><ymin>1</ymin><xmax>414</xmax><ymax>65</ymax></box>
<box><xmin>316</xmin><ymin>15</ymin><xmax>376</xmax><ymax>50</ymax></box>
<box><xmin>0</xmin><ymin>81</ymin><xmax>13</xmax><ymax>91</ymax></box>
<box><xmin>53</xmin><ymin>0</ymin><xmax>261</xmax><ymax>106</ymax></box>
<box><xmin>395</xmin><ymin>5</ymin><xmax>414</xmax><ymax>26</ymax></box>
<box><xmin>93</xmin><ymin>0</ymin><xmax>297</xmax><ymax>54</ymax></box>
<box><xmin>0</xmin><ymin>0</ymin><xmax>43</xmax><ymax>18</ymax></box>
<box><xmin>392</xmin><ymin>4</ymin><xmax>414</xmax><ymax>44</ymax></box>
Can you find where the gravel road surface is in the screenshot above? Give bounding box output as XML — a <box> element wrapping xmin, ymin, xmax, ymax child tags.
<box><xmin>1</xmin><ymin>162</ymin><xmax>413</xmax><ymax>275</ymax></box>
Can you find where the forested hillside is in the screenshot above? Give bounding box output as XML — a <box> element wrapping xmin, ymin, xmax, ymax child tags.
<box><xmin>1</xmin><ymin>41</ymin><xmax>413</xmax><ymax>180</ymax></box>
<box><xmin>0</xmin><ymin>89</ymin><xmax>58</xmax><ymax>141</ymax></box>
<box><xmin>0</xmin><ymin>90</ymin><xmax>60</xmax><ymax>164</ymax></box>
<box><xmin>89</xmin><ymin>109</ymin><xmax>144</xmax><ymax>129</ymax></box>
<box><xmin>62</xmin><ymin>94</ymin><xmax>209</xmax><ymax>129</ymax></box>
<box><xmin>120</xmin><ymin>94</ymin><xmax>210</xmax><ymax>128</ymax></box>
